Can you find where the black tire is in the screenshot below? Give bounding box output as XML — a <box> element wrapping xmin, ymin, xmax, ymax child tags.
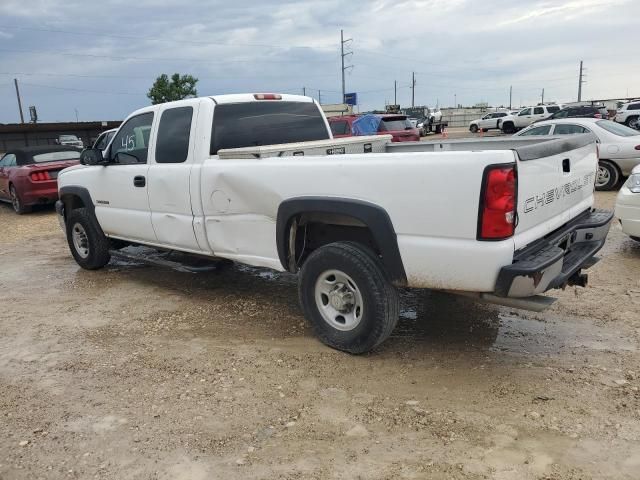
<box><xmin>595</xmin><ymin>160</ymin><xmax>621</xmax><ymax>191</ymax></box>
<box><xmin>470</xmin><ymin>124</ymin><xmax>478</xmax><ymax>133</ymax></box>
<box><xmin>502</xmin><ymin>122</ymin><xmax>515</xmax><ymax>134</ymax></box>
<box><xmin>9</xmin><ymin>184</ymin><xmax>31</xmax><ymax>215</ymax></box>
<box><xmin>298</xmin><ymin>242</ymin><xmax>399</xmax><ymax>354</ymax></box>
<box><xmin>65</xmin><ymin>208</ymin><xmax>111</xmax><ymax>270</ymax></box>
<box><xmin>625</xmin><ymin>116</ymin><xmax>638</xmax><ymax>129</ymax></box>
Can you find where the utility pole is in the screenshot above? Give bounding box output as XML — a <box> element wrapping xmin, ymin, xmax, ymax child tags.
<box><xmin>394</xmin><ymin>80</ymin><xmax>397</xmax><ymax>105</ymax></box>
<box><xmin>340</xmin><ymin>29</ymin><xmax>353</xmax><ymax>103</ymax></box>
<box><xmin>14</xmin><ymin>78</ymin><xmax>24</xmax><ymax>124</ymax></box>
<box><xmin>303</xmin><ymin>86</ymin><xmax>306</xmax><ymax>96</ymax></box>
<box><xmin>454</xmin><ymin>93</ymin><xmax>457</xmax><ymax>109</ymax></box>
<box><xmin>541</xmin><ymin>88</ymin><xmax>545</xmax><ymax>104</ymax></box>
<box><xmin>509</xmin><ymin>86</ymin><xmax>512</xmax><ymax>109</ymax></box>
<box><xmin>578</xmin><ymin>60</ymin><xmax>584</xmax><ymax>102</ymax></box>
<box><xmin>318</xmin><ymin>90</ymin><xmax>321</xmax><ymax>105</ymax></box>
<box><xmin>411</xmin><ymin>72</ymin><xmax>416</xmax><ymax>108</ymax></box>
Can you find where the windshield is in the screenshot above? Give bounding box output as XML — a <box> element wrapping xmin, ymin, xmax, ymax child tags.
<box><xmin>59</xmin><ymin>135</ymin><xmax>79</xmax><ymax>141</ymax></box>
<box><xmin>379</xmin><ymin>118</ymin><xmax>412</xmax><ymax>131</ymax></box>
<box><xmin>596</xmin><ymin>120</ymin><xmax>640</xmax><ymax>137</ymax></box>
<box><xmin>211</xmin><ymin>101</ymin><xmax>329</xmax><ymax>154</ymax></box>
<box><xmin>32</xmin><ymin>151</ymin><xmax>81</xmax><ymax>163</ymax></box>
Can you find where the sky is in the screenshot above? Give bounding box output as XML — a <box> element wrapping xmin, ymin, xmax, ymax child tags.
<box><xmin>0</xmin><ymin>0</ymin><xmax>637</xmax><ymax>123</ymax></box>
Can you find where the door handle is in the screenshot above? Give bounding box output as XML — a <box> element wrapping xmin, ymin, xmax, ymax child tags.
<box><xmin>133</xmin><ymin>175</ymin><xmax>146</xmax><ymax>187</ymax></box>
<box><xmin>562</xmin><ymin>158</ymin><xmax>571</xmax><ymax>173</ymax></box>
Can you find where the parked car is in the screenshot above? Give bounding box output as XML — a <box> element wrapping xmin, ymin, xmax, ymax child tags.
<box><xmin>539</xmin><ymin>105</ymin><xmax>609</xmax><ymax>122</ymax></box>
<box><xmin>515</xmin><ymin>118</ymin><xmax>640</xmax><ymax>190</ymax></box>
<box><xmin>57</xmin><ymin>134</ymin><xmax>84</xmax><ymax>148</ymax></box>
<box><xmin>614</xmin><ymin>101</ymin><xmax>640</xmax><ymax>129</ymax></box>
<box><xmin>55</xmin><ymin>93</ymin><xmax>612</xmax><ymax>353</ymax></box>
<box><xmin>0</xmin><ymin>146</ymin><xmax>81</xmax><ymax>214</ymax></box>
<box><xmin>92</xmin><ymin>128</ymin><xmax>117</xmax><ymax>151</ymax></box>
<box><xmin>469</xmin><ymin>112</ymin><xmax>509</xmax><ymax>133</ymax></box>
<box><xmin>329</xmin><ymin>114</ymin><xmax>420</xmax><ymax>142</ymax></box>
<box><xmin>498</xmin><ymin>105</ymin><xmax>562</xmax><ymax>133</ymax></box>
<box><xmin>614</xmin><ymin>164</ymin><xmax>640</xmax><ymax>241</ymax></box>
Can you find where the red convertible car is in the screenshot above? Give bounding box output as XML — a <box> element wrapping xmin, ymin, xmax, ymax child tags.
<box><xmin>0</xmin><ymin>146</ymin><xmax>81</xmax><ymax>214</ymax></box>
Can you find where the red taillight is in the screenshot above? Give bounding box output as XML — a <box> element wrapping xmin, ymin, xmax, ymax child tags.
<box><xmin>254</xmin><ymin>93</ymin><xmax>282</xmax><ymax>100</ymax></box>
<box><xmin>30</xmin><ymin>171</ymin><xmax>51</xmax><ymax>181</ymax></box>
<box><xmin>478</xmin><ymin>165</ymin><xmax>516</xmax><ymax>240</ymax></box>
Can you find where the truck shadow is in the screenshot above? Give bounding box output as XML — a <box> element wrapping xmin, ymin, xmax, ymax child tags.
<box><xmin>85</xmin><ymin>257</ymin><xmax>506</xmax><ymax>354</ymax></box>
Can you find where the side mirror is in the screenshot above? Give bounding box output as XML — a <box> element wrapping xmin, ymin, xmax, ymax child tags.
<box><xmin>80</xmin><ymin>148</ymin><xmax>105</xmax><ymax>166</ymax></box>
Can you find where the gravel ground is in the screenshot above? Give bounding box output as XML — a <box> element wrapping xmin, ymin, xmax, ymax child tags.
<box><xmin>0</xmin><ymin>192</ymin><xmax>639</xmax><ymax>480</ymax></box>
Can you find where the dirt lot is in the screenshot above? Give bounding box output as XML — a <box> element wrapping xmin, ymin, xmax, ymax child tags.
<box><xmin>0</xmin><ymin>192</ymin><xmax>639</xmax><ymax>480</ymax></box>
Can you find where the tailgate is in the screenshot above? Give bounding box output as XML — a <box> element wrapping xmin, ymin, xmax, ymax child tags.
<box><xmin>513</xmin><ymin>134</ymin><xmax>598</xmax><ymax>249</ymax></box>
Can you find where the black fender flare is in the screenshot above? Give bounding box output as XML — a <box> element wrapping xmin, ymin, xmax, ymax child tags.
<box><xmin>276</xmin><ymin>197</ymin><xmax>407</xmax><ymax>286</ymax></box>
<box><xmin>59</xmin><ymin>186</ymin><xmax>95</xmax><ymax>216</ymax></box>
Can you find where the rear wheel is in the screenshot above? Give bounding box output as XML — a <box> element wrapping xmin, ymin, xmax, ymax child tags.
<box><xmin>65</xmin><ymin>208</ymin><xmax>111</xmax><ymax>269</ymax></box>
<box><xmin>502</xmin><ymin>122</ymin><xmax>515</xmax><ymax>134</ymax></box>
<box><xmin>595</xmin><ymin>160</ymin><xmax>621</xmax><ymax>191</ymax></box>
<box><xmin>9</xmin><ymin>184</ymin><xmax>30</xmax><ymax>215</ymax></box>
<box><xmin>627</xmin><ymin>116</ymin><xmax>640</xmax><ymax>130</ymax></box>
<box><xmin>470</xmin><ymin>124</ymin><xmax>478</xmax><ymax>133</ymax></box>
<box><xmin>298</xmin><ymin>242</ymin><xmax>399</xmax><ymax>354</ymax></box>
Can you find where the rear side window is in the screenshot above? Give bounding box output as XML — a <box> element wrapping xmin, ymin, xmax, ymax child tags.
<box><xmin>629</xmin><ymin>103</ymin><xmax>640</xmax><ymax>111</ymax></box>
<box><xmin>547</xmin><ymin>106</ymin><xmax>560</xmax><ymax>113</ymax></box>
<box><xmin>553</xmin><ymin>124</ymin><xmax>588</xmax><ymax>135</ymax></box>
<box><xmin>0</xmin><ymin>153</ymin><xmax>17</xmax><ymax>167</ymax></box>
<box><xmin>211</xmin><ymin>102</ymin><xmax>329</xmax><ymax>154</ymax></box>
<box><xmin>330</xmin><ymin>121</ymin><xmax>349</xmax><ymax>135</ymax></box>
<box><xmin>156</xmin><ymin>107</ymin><xmax>193</xmax><ymax>163</ymax></box>
<box><xmin>534</xmin><ymin>107</ymin><xmax>544</xmax><ymax>115</ymax></box>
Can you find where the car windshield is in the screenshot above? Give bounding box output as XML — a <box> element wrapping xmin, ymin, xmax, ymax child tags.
<box><xmin>32</xmin><ymin>151</ymin><xmax>81</xmax><ymax>163</ymax></box>
<box><xmin>59</xmin><ymin>135</ymin><xmax>79</xmax><ymax>141</ymax></box>
<box><xmin>379</xmin><ymin>118</ymin><xmax>412</xmax><ymax>131</ymax></box>
<box><xmin>595</xmin><ymin>120</ymin><xmax>640</xmax><ymax>137</ymax></box>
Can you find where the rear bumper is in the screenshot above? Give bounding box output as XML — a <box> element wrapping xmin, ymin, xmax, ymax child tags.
<box><xmin>495</xmin><ymin>209</ymin><xmax>613</xmax><ymax>297</ymax></box>
<box><xmin>22</xmin><ymin>183</ymin><xmax>59</xmax><ymax>205</ymax></box>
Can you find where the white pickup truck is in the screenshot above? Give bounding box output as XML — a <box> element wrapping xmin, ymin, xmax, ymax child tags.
<box><xmin>56</xmin><ymin>94</ymin><xmax>613</xmax><ymax>353</ymax></box>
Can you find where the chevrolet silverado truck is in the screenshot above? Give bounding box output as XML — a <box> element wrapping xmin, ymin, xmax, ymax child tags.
<box><xmin>56</xmin><ymin>93</ymin><xmax>613</xmax><ymax>354</ymax></box>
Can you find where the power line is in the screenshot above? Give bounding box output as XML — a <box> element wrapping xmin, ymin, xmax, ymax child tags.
<box><xmin>20</xmin><ymin>82</ymin><xmax>144</xmax><ymax>96</ymax></box>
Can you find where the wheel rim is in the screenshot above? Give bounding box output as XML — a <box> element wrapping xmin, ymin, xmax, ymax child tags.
<box><xmin>10</xmin><ymin>187</ymin><xmax>20</xmax><ymax>213</ymax></box>
<box><xmin>630</xmin><ymin>118</ymin><xmax>640</xmax><ymax>130</ymax></box>
<box><xmin>596</xmin><ymin>165</ymin><xmax>610</xmax><ymax>188</ymax></box>
<box><xmin>314</xmin><ymin>269</ymin><xmax>363</xmax><ymax>331</ymax></box>
<box><xmin>72</xmin><ymin>223</ymin><xmax>90</xmax><ymax>259</ymax></box>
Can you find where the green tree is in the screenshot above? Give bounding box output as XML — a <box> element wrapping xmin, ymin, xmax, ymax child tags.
<box><xmin>147</xmin><ymin>73</ymin><xmax>198</xmax><ymax>104</ymax></box>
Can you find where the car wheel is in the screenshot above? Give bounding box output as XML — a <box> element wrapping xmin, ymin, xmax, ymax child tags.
<box><xmin>470</xmin><ymin>124</ymin><xmax>478</xmax><ymax>133</ymax></box>
<box><xmin>65</xmin><ymin>207</ymin><xmax>111</xmax><ymax>270</ymax></box>
<box><xmin>595</xmin><ymin>160</ymin><xmax>621</xmax><ymax>191</ymax></box>
<box><xmin>502</xmin><ymin>122</ymin><xmax>515</xmax><ymax>134</ymax></box>
<box><xmin>9</xmin><ymin>184</ymin><xmax>30</xmax><ymax>215</ymax></box>
<box><xmin>627</xmin><ymin>116</ymin><xmax>640</xmax><ymax>130</ymax></box>
<box><xmin>298</xmin><ymin>241</ymin><xmax>399</xmax><ymax>354</ymax></box>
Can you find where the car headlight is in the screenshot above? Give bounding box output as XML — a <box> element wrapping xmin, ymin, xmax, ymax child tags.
<box><xmin>626</xmin><ymin>174</ymin><xmax>640</xmax><ymax>193</ymax></box>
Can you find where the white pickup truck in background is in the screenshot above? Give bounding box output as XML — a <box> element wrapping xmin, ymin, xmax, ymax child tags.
<box><xmin>499</xmin><ymin>105</ymin><xmax>562</xmax><ymax>133</ymax></box>
<box><xmin>56</xmin><ymin>94</ymin><xmax>613</xmax><ymax>353</ymax></box>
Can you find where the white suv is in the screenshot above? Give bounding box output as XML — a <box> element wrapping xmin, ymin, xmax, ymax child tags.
<box><xmin>614</xmin><ymin>101</ymin><xmax>640</xmax><ymax>129</ymax></box>
<box><xmin>469</xmin><ymin>112</ymin><xmax>509</xmax><ymax>133</ymax></box>
<box><xmin>499</xmin><ymin>105</ymin><xmax>562</xmax><ymax>134</ymax></box>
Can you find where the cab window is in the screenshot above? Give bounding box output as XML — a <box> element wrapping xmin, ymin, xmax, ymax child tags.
<box><xmin>110</xmin><ymin>113</ymin><xmax>154</xmax><ymax>164</ymax></box>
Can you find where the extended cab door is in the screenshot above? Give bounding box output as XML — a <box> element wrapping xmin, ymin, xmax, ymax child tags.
<box><xmin>147</xmin><ymin>99</ymin><xmax>203</xmax><ymax>252</ymax></box>
<box><xmin>515</xmin><ymin>108</ymin><xmax>532</xmax><ymax>128</ymax></box>
<box><xmin>91</xmin><ymin>112</ymin><xmax>157</xmax><ymax>242</ymax></box>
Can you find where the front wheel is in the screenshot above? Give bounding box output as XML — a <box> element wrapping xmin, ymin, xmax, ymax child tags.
<box><xmin>595</xmin><ymin>160</ymin><xmax>621</xmax><ymax>191</ymax></box>
<box><xmin>470</xmin><ymin>124</ymin><xmax>478</xmax><ymax>133</ymax></box>
<box><xmin>298</xmin><ymin>242</ymin><xmax>399</xmax><ymax>354</ymax></box>
<box><xmin>502</xmin><ymin>122</ymin><xmax>515</xmax><ymax>134</ymax></box>
<box><xmin>627</xmin><ymin>116</ymin><xmax>640</xmax><ymax>130</ymax></box>
<box><xmin>65</xmin><ymin>208</ymin><xmax>111</xmax><ymax>269</ymax></box>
